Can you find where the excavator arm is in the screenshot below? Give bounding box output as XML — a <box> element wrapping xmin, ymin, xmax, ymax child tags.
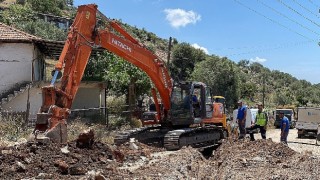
<box><xmin>34</xmin><ymin>4</ymin><xmax>172</xmax><ymax>143</ymax></box>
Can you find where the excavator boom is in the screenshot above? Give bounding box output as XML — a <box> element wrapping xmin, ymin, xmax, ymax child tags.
<box><xmin>34</xmin><ymin>4</ymin><xmax>172</xmax><ymax>142</ymax></box>
<box><xmin>34</xmin><ymin>4</ymin><xmax>226</xmax><ymax>150</ymax></box>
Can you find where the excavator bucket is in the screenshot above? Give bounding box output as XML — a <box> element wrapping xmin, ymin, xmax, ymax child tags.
<box><xmin>34</xmin><ymin>111</ymin><xmax>67</xmax><ymax>143</ymax></box>
<box><xmin>44</xmin><ymin>121</ymin><xmax>68</xmax><ymax>143</ymax></box>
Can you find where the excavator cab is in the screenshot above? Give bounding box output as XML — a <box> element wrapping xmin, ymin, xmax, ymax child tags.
<box><xmin>169</xmin><ymin>82</ymin><xmax>213</xmax><ymax>126</ymax></box>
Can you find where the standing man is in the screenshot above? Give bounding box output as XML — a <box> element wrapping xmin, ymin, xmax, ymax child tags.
<box><xmin>246</xmin><ymin>102</ymin><xmax>268</xmax><ymax>141</ymax></box>
<box><xmin>279</xmin><ymin>111</ymin><xmax>290</xmax><ymax>144</ymax></box>
<box><xmin>236</xmin><ymin>100</ymin><xmax>247</xmax><ymax>139</ymax></box>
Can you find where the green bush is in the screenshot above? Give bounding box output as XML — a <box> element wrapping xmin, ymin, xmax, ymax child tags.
<box><xmin>106</xmin><ymin>95</ymin><xmax>127</xmax><ymax>114</ymax></box>
<box><xmin>129</xmin><ymin>117</ymin><xmax>142</xmax><ymax>128</ymax></box>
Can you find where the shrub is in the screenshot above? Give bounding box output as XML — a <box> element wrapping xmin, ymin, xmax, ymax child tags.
<box><xmin>0</xmin><ymin>113</ymin><xmax>31</xmax><ymax>142</ymax></box>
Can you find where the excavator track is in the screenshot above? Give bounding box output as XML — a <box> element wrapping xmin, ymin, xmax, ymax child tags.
<box><xmin>115</xmin><ymin>125</ymin><xmax>225</xmax><ymax>150</ymax></box>
<box><xmin>114</xmin><ymin>125</ymin><xmax>169</xmax><ymax>146</ymax></box>
<box><xmin>164</xmin><ymin>126</ymin><xmax>224</xmax><ymax>150</ymax></box>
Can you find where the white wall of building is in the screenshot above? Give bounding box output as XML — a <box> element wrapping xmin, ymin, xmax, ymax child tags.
<box><xmin>0</xmin><ymin>43</ymin><xmax>34</xmax><ymax>93</ymax></box>
<box><xmin>1</xmin><ymin>87</ymin><xmax>42</xmax><ymax>115</ymax></box>
<box><xmin>1</xmin><ymin>83</ymin><xmax>106</xmax><ymax>116</ymax></box>
<box><xmin>72</xmin><ymin>87</ymin><xmax>105</xmax><ymax>109</ymax></box>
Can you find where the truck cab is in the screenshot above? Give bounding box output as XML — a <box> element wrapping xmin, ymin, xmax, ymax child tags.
<box><xmin>296</xmin><ymin>107</ymin><xmax>320</xmax><ymax>139</ymax></box>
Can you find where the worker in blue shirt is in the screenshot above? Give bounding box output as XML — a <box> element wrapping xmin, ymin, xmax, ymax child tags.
<box><xmin>236</xmin><ymin>100</ymin><xmax>247</xmax><ymax>139</ymax></box>
<box><xmin>279</xmin><ymin>111</ymin><xmax>290</xmax><ymax>144</ymax></box>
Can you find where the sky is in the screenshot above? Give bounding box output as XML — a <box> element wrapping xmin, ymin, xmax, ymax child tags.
<box><xmin>74</xmin><ymin>0</ymin><xmax>320</xmax><ymax>84</ymax></box>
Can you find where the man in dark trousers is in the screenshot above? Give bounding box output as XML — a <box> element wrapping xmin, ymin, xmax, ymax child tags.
<box><xmin>236</xmin><ymin>100</ymin><xmax>247</xmax><ymax>139</ymax></box>
<box><xmin>280</xmin><ymin>111</ymin><xmax>290</xmax><ymax>144</ymax></box>
<box><xmin>246</xmin><ymin>102</ymin><xmax>268</xmax><ymax>141</ymax></box>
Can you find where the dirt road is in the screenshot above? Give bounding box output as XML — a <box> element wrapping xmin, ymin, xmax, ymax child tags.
<box><xmin>251</xmin><ymin>128</ymin><xmax>320</xmax><ymax>156</ymax></box>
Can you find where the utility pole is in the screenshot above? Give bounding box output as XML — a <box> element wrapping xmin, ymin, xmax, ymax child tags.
<box><xmin>262</xmin><ymin>73</ymin><xmax>265</xmax><ymax>107</ymax></box>
<box><xmin>167</xmin><ymin>37</ymin><xmax>172</xmax><ymax>69</ymax></box>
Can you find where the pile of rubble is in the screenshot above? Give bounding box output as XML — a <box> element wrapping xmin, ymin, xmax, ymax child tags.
<box><xmin>211</xmin><ymin>139</ymin><xmax>320</xmax><ymax>179</ymax></box>
<box><xmin>0</xmin><ymin>138</ymin><xmax>319</xmax><ymax>179</ymax></box>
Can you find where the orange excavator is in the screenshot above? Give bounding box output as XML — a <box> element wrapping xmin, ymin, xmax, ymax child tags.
<box><xmin>34</xmin><ymin>4</ymin><xmax>227</xmax><ymax>150</ymax></box>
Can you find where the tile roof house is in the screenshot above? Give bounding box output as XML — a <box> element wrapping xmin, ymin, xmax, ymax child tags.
<box><xmin>0</xmin><ymin>23</ymin><xmax>106</xmax><ymax>123</ymax></box>
<box><xmin>0</xmin><ymin>22</ymin><xmax>41</xmax><ymax>41</ymax></box>
<box><xmin>0</xmin><ymin>22</ymin><xmax>45</xmax><ymax>97</ymax></box>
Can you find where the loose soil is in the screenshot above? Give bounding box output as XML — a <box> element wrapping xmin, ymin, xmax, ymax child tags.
<box><xmin>0</xmin><ymin>128</ymin><xmax>319</xmax><ymax>179</ymax></box>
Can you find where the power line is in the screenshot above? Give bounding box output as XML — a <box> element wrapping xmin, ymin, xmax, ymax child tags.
<box><xmin>292</xmin><ymin>0</ymin><xmax>320</xmax><ymax>19</ymax></box>
<box><xmin>308</xmin><ymin>0</ymin><xmax>320</xmax><ymax>9</ymax></box>
<box><xmin>227</xmin><ymin>40</ymin><xmax>314</xmax><ymax>57</ymax></box>
<box><xmin>277</xmin><ymin>0</ymin><xmax>320</xmax><ymax>28</ymax></box>
<box><xmin>257</xmin><ymin>0</ymin><xmax>320</xmax><ymax>36</ymax></box>
<box><xmin>233</xmin><ymin>0</ymin><xmax>316</xmax><ymax>41</ymax></box>
<box><xmin>212</xmin><ymin>40</ymin><xmax>314</xmax><ymax>51</ymax></box>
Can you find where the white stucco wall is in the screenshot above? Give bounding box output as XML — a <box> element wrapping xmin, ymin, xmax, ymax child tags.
<box><xmin>0</xmin><ymin>87</ymin><xmax>42</xmax><ymax>115</ymax></box>
<box><xmin>1</xmin><ymin>83</ymin><xmax>106</xmax><ymax>116</ymax></box>
<box><xmin>0</xmin><ymin>43</ymin><xmax>34</xmax><ymax>94</ymax></box>
<box><xmin>72</xmin><ymin>87</ymin><xmax>105</xmax><ymax>109</ymax></box>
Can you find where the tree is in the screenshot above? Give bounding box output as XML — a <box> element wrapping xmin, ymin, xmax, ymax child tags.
<box><xmin>170</xmin><ymin>42</ymin><xmax>206</xmax><ymax>81</ymax></box>
<box><xmin>0</xmin><ymin>3</ymin><xmax>68</xmax><ymax>41</ymax></box>
<box><xmin>191</xmin><ymin>55</ymin><xmax>240</xmax><ymax>108</ymax></box>
<box><xmin>84</xmin><ymin>51</ymin><xmax>151</xmax><ymax>98</ymax></box>
<box><xmin>237</xmin><ymin>60</ymin><xmax>250</xmax><ymax>68</ymax></box>
<box><xmin>27</xmin><ymin>0</ymin><xmax>68</xmax><ymax>16</ymax></box>
<box><xmin>16</xmin><ymin>19</ymin><xmax>67</xmax><ymax>41</ymax></box>
<box><xmin>0</xmin><ymin>4</ymin><xmax>34</xmax><ymax>25</ymax></box>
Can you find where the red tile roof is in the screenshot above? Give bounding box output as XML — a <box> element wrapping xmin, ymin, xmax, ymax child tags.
<box><xmin>0</xmin><ymin>22</ymin><xmax>41</xmax><ymax>42</ymax></box>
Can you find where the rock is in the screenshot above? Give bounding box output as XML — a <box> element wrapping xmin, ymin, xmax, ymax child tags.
<box><xmin>54</xmin><ymin>160</ymin><xmax>69</xmax><ymax>174</ymax></box>
<box><xmin>23</xmin><ymin>157</ymin><xmax>32</xmax><ymax>164</ymax></box>
<box><xmin>1</xmin><ymin>149</ymin><xmax>13</xmax><ymax>154</ymax></box>
<box><xmin>36</xmin><ymin>173</ymin><xmax>53</xmax><ymax>179</ymax></box>
<box><xmin>76</xmin><ymin>129</ymin><xmax>95</xmax><ymax>148</ymax></box>
<box><xmin>69</xmin><ymin>164</ymin><xmax>86</xmax><ymax>175</ymax></box>
<box><xmin>17</xmin><ymin>138</ymin><xmax>28</xmax><ymax>144</ymax></box>
<box><xmin>86</xmin><ymin>170</ymin><xmax>107</xmax><ymax>180</ymax></box>
<box><xmin>60</xmin><ymin>145</ymin><xmax>69</xmax><ymax>154</ymax></box>
<box><xmin>95</xmin><ymin>173</ymin><xmax>107</xmax><ymax>180</ymax></box>
<box><xmin>16</xmin><ymin>161</ymin><xmax>26</xmax><ymax>172</ymax></box>
<box><xmin>252</xmin><ymin>156</ymin><xmax>263</xmax><ymax>161</ymax></box>
<box><xmin>241</xmin><ymin>158</ymin><xmax>247</xmax><ymax>163</ymax></box>
<box><xmin>282</xmin><ymin>164</ymin><xmax>290</xmax><ymax>168</ymax></box>
<box><xmin>36</xmin><ymin>136</ymin><xmax>51</xmax><ymax>145</ymax></box>
<box><xmin>129</xmin><ymin>138</ymin><xmax>139</xmax><ymax>150</ymax></box>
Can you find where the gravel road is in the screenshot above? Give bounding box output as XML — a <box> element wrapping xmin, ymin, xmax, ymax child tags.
<box><xmin>250</xmin><ymin>128</ymin><xmax>320</xmax><ymax>156</ymax></box>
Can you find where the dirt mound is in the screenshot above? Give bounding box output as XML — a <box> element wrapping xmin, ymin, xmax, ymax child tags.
<box><xmin>0</xmin><ymin>140</ymin><xmax>163</xmax><ymax>179</ymax></box>
<box><xmin>0</xmin><ymin>139</ymin><xmax>319</xmax><ymax>179</ymax></box>
<box><xmin>211</xmin><ymin>139</ymin><xmax>320</xmax><ymax>179</ymax></box>
<box><xmin>121</xmin><ymin>139</ymin><xmax>320</xmax><ymax>179</ymax></box>
<box><xmin>123</xmin><ymin>146</ymin><xmax>215</xmax><ymax>179</ymax></box>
